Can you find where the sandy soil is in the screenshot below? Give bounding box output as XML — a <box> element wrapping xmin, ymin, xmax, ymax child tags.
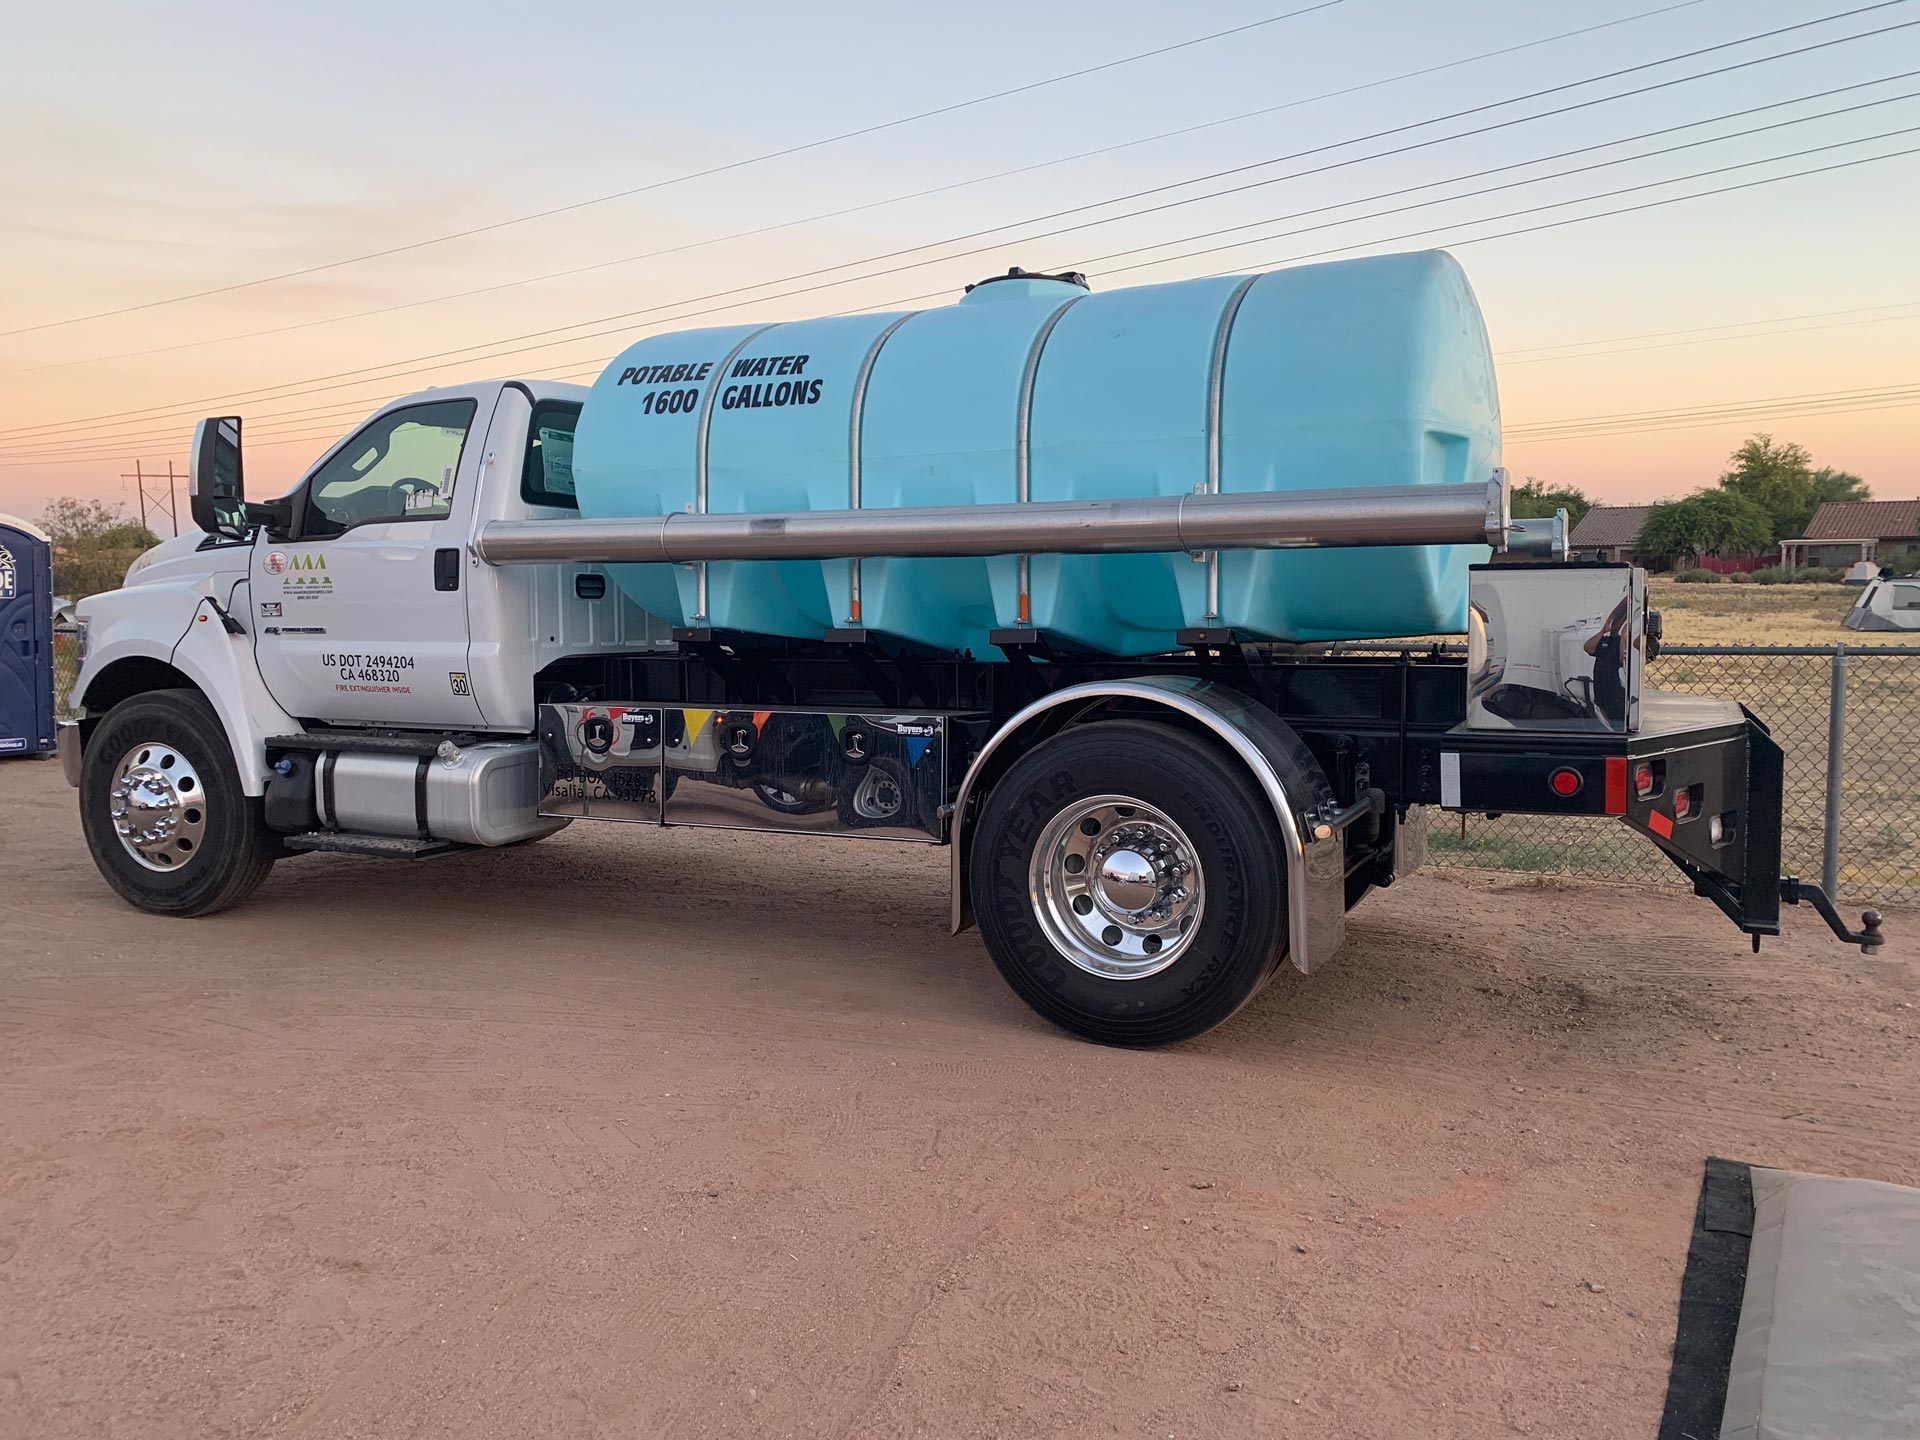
<box><xmin>1</xmin><ymin>757</ymin><xmax>1915</xmax><ymax>1439</ymax></box>
<box><xmin>1644</xmin><ymin>575</ymin><xmax>1920</xmax><ymax>648</ymax></box>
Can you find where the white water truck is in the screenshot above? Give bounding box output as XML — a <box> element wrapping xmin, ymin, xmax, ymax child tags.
<box><xmin>61</xmin><ymin>252</ymin><xmax>1881</xmax><ymax>1045</ymax></box>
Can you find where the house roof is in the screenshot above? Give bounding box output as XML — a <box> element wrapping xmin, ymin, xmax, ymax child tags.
<box><xmin>1799</xmin><ymin>499</ymin><xmax>1920</xmax><ymax>541</ymax></box>
<box><xmin>1568</xmin><ymin>504</ymin><xmax>1654</xmax><ymax>550</ymax></box>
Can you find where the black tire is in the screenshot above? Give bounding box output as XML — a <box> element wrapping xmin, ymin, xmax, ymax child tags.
<box><xmin>79</xmin><ymin>688</ymin><xmax>276</xmax><ymax>917</ymax></box>
<box><xmin>836</xmin><ymin>754</ymin><xmax>913</xmax><ymax>829</ymax></box>
<box><xmin>753</xmin><ymin>780</ymin><xmax>831</xmax><ymax>816</ymax></box>
<box><xmin>970</xmin><ymin>720</ymin><xmax>1286</xmax><ymax>1047</ymax></box>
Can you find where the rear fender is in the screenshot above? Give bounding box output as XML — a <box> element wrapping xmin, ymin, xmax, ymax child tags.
<box><xmin>949</xmin><ymin>676</ymin><xmax>1347</xmax><ymax>974</ymax></box>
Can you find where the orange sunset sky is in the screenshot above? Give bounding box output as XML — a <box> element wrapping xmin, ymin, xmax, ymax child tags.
<box><xmin>3</xmin><ymin>0</ymin><xmax>1917</xmax><ymax>532</ymax></box>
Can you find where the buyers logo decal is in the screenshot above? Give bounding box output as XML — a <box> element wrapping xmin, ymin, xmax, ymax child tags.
<box><xmin>260</xmin><ymin>601</ymin><xmax>282</xmax><ymax>617</ymax></box>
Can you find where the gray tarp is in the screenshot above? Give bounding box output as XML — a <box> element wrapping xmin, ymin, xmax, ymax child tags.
<box><xmin>1719</xmin><ymin>1167</ymin><xmax>1920</xmax><ymax>1439</ymax></box>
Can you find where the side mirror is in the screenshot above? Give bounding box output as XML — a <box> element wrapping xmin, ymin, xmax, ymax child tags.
<box><xmin>190</xmin><ymin>416</ymin><xmax>248</xmax><ymax>539</ymax></box>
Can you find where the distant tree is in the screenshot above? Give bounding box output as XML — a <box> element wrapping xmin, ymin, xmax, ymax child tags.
<box><xmin>39</xmin><ymin>497</ymin><xmax>161</xmax><ymax>598</ymax></box>
<box><xmin>1509</xmin><ymin>476</ymin><xmax>1593</xmax><ymax>529</ymax></box>
<box><xmin>1638</xmin><ymin>488</ymin><xmax>1774</xmax><ymax>563</ymax></box>
<box><xmin>1717</xmin><ymin>434</ymin><xmax>1870</xmax><ymax>542</ymax></box>
<box><xmin>1808</xmin><ymin>463</ymin><xmax>1870</xmax><ymax>512</ymax></box>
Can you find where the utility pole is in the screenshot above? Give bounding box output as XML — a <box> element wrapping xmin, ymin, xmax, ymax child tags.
<box><xmin>123</xmin><ymin>460</ymin><xmax>182</xmax><ymax>538</ymax></box>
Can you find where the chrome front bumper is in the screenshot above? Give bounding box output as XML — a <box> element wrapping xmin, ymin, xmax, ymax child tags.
<box><xmin>58</xmin><ymin>720</ymin><xmax>82</xmax><ymax>787</ymax></box>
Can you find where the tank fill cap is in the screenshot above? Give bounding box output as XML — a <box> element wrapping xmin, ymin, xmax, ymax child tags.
<box><xmin>960</xmin><ymin>266</ymin><xmax>1090</xmax><ymax>304</ymax></box>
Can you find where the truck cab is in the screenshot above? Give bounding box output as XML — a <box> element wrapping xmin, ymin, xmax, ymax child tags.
<box><xmin>236</xmin><ymin>379</ymin><xmax>646</xmax><ymax>733</ymax></box>
<box><xmin>70</xmin><ymin>380</ymin><xmax>669</xmax><ymax>781</ymax></box>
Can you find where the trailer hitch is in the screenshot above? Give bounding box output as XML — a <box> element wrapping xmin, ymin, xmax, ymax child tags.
<box><xmin>1779</xmin><ymin>876</ymin><xmax>1884</xmax><ymax>953</ymax></box>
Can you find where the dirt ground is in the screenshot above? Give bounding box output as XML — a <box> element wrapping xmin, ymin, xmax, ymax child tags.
<box><xmin>2</xmin><ymin>758</ymin><xmax>1916</xmax><ymax>1440</ymax></box>
<box><xmin>1644</xmin><ymin>574</ymin><xmax>1920</xmax><ymax>648</ymax></box>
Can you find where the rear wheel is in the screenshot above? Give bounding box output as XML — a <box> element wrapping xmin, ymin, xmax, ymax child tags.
<box><xmin>79</xmin><ymin>689</ymin><xmax>276</xmax><ymax>917</ymax></box>
<box><xmin>970</xmin><ymin>720</ymin><xmax>1286</xmax><ymax>1046</ymax></box>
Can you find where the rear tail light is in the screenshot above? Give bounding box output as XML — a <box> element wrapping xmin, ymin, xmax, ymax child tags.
<box><xmin>1673</xmin><ymin>783</ymin><xmax>1702</xmax><ymax>821</ymax></box>
<box><xmin>1634</xmin><ymin>761</ymin><xmax>1657</xmax><ymax>799</ymax></box>
<box><xmin>1549</xmin><ymin>767</ymin><xmax>1582</xmax><ymax>798</ymax></box>
<box><xmin>1671</xmin><ymin>785</ymin><xmax>1690</xmax><ymax>819</ymax></box>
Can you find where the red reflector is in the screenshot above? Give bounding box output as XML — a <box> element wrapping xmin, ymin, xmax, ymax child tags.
<box><xmin>1672</xmin><ymin>786</ymin><xmax>1691</xmax><ymax>819</ymax></box>
<box><xmin>1549</xmin><ymin>767</ymin><xmax>1582</xmax><ymax>798</ymax></box>
<box><xmin>1604</xmin><ymin>756</ymin><xmax>1628</xmax><ymax>815</ymax></box>
<box><xmin>1649</xmin><ymin>810</ymin><xmax>1674</xmax><ymax>839</ymax></box>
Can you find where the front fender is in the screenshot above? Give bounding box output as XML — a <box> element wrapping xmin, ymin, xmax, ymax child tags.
<box><xmin>76</xmin><ymin>579</ymin><xmax>298</xmax><ymax>796</ymax></box>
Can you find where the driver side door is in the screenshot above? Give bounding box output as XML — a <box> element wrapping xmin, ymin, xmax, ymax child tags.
<box><xmin>252</xmin><ymin>391</ymin><xmax>493</xmax><ymax>728</ymax></box>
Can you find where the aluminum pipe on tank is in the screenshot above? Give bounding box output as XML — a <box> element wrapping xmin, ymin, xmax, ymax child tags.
<box><xmin>476</xmin><ymin>478</ymin><xmax>1508</xmax><ymax>566</ymax></box>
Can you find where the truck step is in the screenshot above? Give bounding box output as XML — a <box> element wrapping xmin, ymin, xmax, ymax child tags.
<box><xmin>268</xmin><ymin>730</ymin><xmax>480</xmax><ymax>759</ymax></box>
<box><xmin>282</xmin><ymin>831</ymin><xmax>470</xmax><ymax>859</ymax></box>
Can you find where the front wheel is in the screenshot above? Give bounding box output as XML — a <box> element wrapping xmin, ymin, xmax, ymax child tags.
<box><xmin>78</xmin><ymin>688</ymin><xmax>277</xmax><ymax>917</ymax></box>
<box><xmin>970</xmin><ymin>720</ymin><xmax>1287</xmax><ymax>1046</ymax></box>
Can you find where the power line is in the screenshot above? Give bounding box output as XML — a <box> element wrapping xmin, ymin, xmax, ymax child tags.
<box><xmin>1094</xmin><ymin>122</ymin><xmax>1920</xmax><ymax>281</ymax></box>
<box><xmin>10</xmin><ymin>122</ymin><xmax>1920</xmax><ymax>466</ymax></box>
<box><xmin>1506</xmin><ymin>379</ymin><xmax>1920</xmax><ymax>430</ymax></box>
<box><xmin>8</xmin><ymin>5</ymin><xmax>1906</xmax><ymax>447</ymax></box>
<box><xmin>1171</xmin><ymin>139</ymin><xmax>1920</xmax><ymax>283</ymax></box>
<box><xmin>18</xmin><ymin>0</ymin><xmax>1715</xmax><ymax>376</ymax></box>
<box><xmin>1498</xmin><ymin>297</ymin><xmax>1920</xmax><ymax>353</ymax></box>
<box><xmin>1509</xmin><ymin>393</ymin><xmax>1920</xmax><ymax>443</ymax></box>
<box><xmin>11</xmin><ymin>139</ymin><xmax>1918</xmax><ymax>468</ymax></box>
<box><xmin>14</xmin><ymin>81</ymin><xmax>1909</xmax><ymax>461</ymax></box>
<box><xmin>1497</xmin><ymin>307</ymin><xmax>1920</xmax><ymax>365</ymax></box>
<box><xmin>1058</xmin><ymin>80</ymin><xmax>1920</xmax><ymax>274</ymax></box>
<box><xmin>0</xmin><ymin>2</ymin><xmax>1345</xmax><ymax>340</ymax></box>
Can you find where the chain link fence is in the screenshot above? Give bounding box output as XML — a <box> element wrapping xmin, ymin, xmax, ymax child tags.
<box><xmin>43</xmin><ymin>624</ymin><xmax>1916</xmax><ymax>903</ymax></box>
<box><xmin>51</xmin><ymin>623</ymin><xmax>82</xmax><ymax>720</ymax></box>
<box><xmin>1414</xmin><ymin>644</ymin><xmax>1919</xmax><ymax>908</ymax></box>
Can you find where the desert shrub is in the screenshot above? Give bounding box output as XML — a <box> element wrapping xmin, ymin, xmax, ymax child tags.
<box><xmin>1796</xmin><ymin>565</ymin><xmax>1840</xmax><ymax>583</ymax></box>
<box><xmin>1750</xmin><ymin>566</ymin><xmax>1787</xmax><ymax>584</ymax></box>
<box><xmin>1674</xmin><ymin>568</ymin><xmax>1722</xmax><ymax>583</ymax></box>
<box><xmin>1728</xmin><ymin>570</ymin><xmax>1752</xmax><ymax>583</ymax></box>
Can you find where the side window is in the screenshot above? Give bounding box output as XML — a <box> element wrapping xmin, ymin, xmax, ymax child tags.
<box><xmin>1892</xmin><ymin>584</ymin><xmax>1920</xmax><ymax>611</ymax></box>
<box><xmin>521</xmin><ymin>400</ymin><xmax>581</xmax><ymax>510</ymax></box>
<box><xmin>303</xmin><ymin>399</ymin><xmax>477</xmax><ymax>537</ymax></box>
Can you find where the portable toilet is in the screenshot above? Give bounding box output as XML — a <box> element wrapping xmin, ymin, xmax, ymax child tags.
<box><xmin>0</xmin><ymin>514</ymin><xmax>56</xmax><ymax>760</ymax></box>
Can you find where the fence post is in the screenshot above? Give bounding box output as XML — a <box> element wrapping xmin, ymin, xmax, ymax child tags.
<box><xmin>1823</xmin><ymin>644</ymin><xmax>1847</xmax><ymax>895</ymax></box>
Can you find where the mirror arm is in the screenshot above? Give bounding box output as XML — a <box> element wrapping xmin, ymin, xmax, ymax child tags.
<box><xmin>245</xmin><ymin>497</ymin><xmax>293</xmax><ymax>541</ymax></box>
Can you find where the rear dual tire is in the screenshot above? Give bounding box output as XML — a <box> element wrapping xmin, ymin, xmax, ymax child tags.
<box><xmin>970</xmin><ymin>720</ymin><xmax>1288</xmax><ymax>1047</ymax></box>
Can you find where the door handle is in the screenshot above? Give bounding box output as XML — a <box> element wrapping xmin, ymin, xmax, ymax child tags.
<box><xmin>434</xmin><ymin>548</ymin><xmax>460</xmax><ymax>592</ymax></box>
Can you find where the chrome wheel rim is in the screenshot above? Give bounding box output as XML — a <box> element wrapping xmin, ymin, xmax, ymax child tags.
<box><xmin>1030</xmin><ymin>794</ymin><xmax>1204</xmax><ymax>980</ymax></box>
<box><xmin>108</xmin><ymin>739</ymin><xmax>208</xmax><ymax>872</ymax></box>
<box><xmin>851</xmin><ymin>766</ymin><xmax>903</xmax><ymax>821</ymax></box>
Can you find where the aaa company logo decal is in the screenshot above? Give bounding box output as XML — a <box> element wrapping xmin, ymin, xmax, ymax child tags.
<box><xmin>267</xmin><ymin>551</ymin><xmax>333</xmax><ymax>593</ymax></box>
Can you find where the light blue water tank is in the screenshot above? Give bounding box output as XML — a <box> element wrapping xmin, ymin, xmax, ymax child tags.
<box><xmin>572</xmin><ymin>249</ymin><xmax>1500</xmax><ymax>654</ymax></box>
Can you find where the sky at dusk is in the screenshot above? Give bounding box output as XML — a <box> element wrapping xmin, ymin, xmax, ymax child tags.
<box><xmin>2</xmin><ymin>0</ymin><xmax>1917</xmax><ymax>533</ymax></box>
